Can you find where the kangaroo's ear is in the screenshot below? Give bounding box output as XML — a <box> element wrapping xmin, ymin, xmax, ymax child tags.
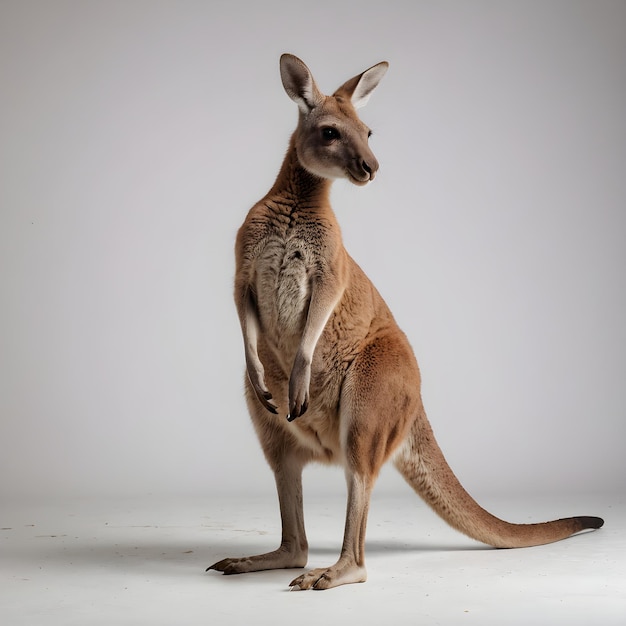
<box><xmin>334</xmin><ymin>61</ymin><xmax>389</xmax><ymax>109</ymax></box>
<box><xmin>280</xmin><ymin>54</ymin><xmax>325</xmax><ymax>114</ymax></box>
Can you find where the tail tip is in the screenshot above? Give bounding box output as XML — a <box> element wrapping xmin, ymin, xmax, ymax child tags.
<box><xmin>579</xmin><ymin>515</ymin><xmax>604</xmax><ymax>530</ymax></box>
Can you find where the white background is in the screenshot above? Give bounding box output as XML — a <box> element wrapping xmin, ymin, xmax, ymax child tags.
<box><xmin>1</xmin><ymin>0</ymin><xmax>624</xmax><ymax>502</ymax></box>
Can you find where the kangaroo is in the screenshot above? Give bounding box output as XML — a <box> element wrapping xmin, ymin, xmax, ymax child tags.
<box><xmin>207</xmin><ymin>54</ymin><xmax>604</xmax><ymax>590</ymax></box>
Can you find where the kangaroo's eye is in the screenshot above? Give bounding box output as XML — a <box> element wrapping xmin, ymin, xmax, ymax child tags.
<box><xmin>321</xmin><ymin>127</ymin><xmax>340</xmax><ymax>141</ymax></box>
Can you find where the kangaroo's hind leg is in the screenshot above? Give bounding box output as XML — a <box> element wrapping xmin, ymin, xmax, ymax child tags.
<box><xmin>208</xmin><ymin>381</ymin><xmax>310</xmax><ymax>574</ymax></box>
<box><xmin>289</xmin><ymin>331</ymin><xmax>422</xmax><ymax>590</ymax></box>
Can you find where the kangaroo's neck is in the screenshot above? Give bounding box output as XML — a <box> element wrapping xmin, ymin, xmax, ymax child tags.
<box><xmin>266</xmin><ymin>134</ymin><xmax>333</xmax><ymax>211</ymax></box>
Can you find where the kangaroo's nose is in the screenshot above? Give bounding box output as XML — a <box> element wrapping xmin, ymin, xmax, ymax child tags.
<box><xmin>362</xmin><ymin>155</ymin><xmax>379</xmax><ymax>180</ymax></box>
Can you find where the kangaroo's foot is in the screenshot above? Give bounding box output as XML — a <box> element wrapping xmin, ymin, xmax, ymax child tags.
<box><xmin>208</xmin><ymin>543</ymin><xmax>307</xmax><ymax>575</ymax></box>
<box><xmin>289</xmin><ymin>557</ymin><xmax>367</xmax><ymax>590</ymax></box>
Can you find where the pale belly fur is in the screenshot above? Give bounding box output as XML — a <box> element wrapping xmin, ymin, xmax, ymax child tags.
<box><xmin>254</xmin><ymin>238</ymin><xmax>344</xmax><ymax>462</ymax></box>
<box><xmin>255</xmin><ymin>238</ymin><xmax>311</xmax><ymax>359</ymax></box>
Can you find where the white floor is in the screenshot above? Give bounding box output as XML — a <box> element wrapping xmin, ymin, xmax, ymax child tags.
<box><xmin>1</xmin><ymin>492</ymin><xmax>624</xmax><ymax>625</ymax></box>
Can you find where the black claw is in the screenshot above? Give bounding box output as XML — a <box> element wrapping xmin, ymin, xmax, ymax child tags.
<box><xmin>257</xmin><ymin>390</ymin><xmax>278</xmax><ymax>414</ymax></box>
<box><xmin>287</xmin><ymin>396</ymin><xmax>309</xmax><ymax>421</ymax></box>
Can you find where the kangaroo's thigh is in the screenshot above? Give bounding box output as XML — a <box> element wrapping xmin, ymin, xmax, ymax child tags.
<box><xmin>340</xmin><ymin>330</ymin><xmax>422</xmax><ymax>477</ymax></box>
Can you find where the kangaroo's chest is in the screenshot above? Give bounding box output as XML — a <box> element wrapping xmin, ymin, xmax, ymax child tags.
<box><xmin>254</xmin><ymin>230</ymin><xmax>313</xmax><ymax>346</ymax></box>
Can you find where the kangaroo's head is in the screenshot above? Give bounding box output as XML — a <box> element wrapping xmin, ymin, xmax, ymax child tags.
<box><xmin>280</xmin><ymin>54</ymin><xmax>388</xmax><ymax>186</ymax></box>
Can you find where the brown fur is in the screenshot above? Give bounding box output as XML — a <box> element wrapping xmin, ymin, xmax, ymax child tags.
<box><xmin>208</xmin><ymin>54</ymin><xmax>603</xmax><ymax>590</ymax></box>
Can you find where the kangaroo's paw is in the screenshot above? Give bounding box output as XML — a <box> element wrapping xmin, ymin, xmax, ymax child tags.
<box><xmin>207</xmin><ymin>546</ymin><xmax>307</xmax><ymax>575</ymax></box>
<box><xmin>289</xmin><ymin>561</ymin><xmax>367</xmax><ymax>590</ymax></box>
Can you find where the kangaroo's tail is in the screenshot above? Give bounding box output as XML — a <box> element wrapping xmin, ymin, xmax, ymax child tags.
<box><xmin>394</xmin><ymin>409</ymin><xmax>604</xmax><ymax>548</ymax></box>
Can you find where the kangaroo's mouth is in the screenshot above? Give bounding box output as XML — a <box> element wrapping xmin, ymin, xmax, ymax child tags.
<box><xmin>346</xmin><ymin>168</ymin><xmax>374</xmax><ymax>186</ymax></box>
